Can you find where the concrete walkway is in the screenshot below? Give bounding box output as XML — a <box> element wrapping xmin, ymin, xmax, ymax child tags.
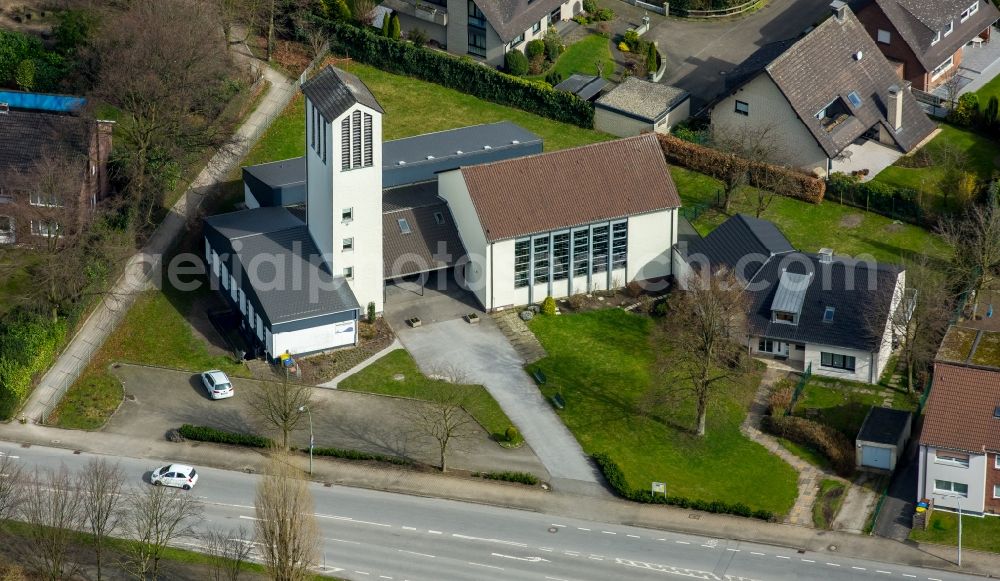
<box><xmin>19</xmin><ymin>51</ymin><xmax>298</xmax><ymax>424</ymax></box>
<box><xmin>395</xmin><ymin>317</ymin><xmax>606</xmax><ymax>494</ymax></box>
<box><xmin>318</xmin><ymin>340</ymin><xmax>403</xmax><ymax>388</ymax></box>
<box><xmin>832</xmin><ymin>473</ymin><xmax>879</xmax><ymax>533</ymax></box>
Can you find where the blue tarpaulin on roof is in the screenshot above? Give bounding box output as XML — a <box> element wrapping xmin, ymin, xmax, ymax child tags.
<box><xmin>0</xmin><ymin>91</ymin><xmax>86</xmax><ymax>113</ymax></box>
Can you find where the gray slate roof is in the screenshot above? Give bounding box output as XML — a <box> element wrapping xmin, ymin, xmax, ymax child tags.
<box><xmin>0</xmin><ymin>109</ymin><xmax>90</xmax><ymax>182</ymax></box>
<box><xmin>382</xmin><ymin>182</ymin><xmax>466</xmax><ymax>279</ymax></box>
<box><xmin>204</xmin><ymin>207</ymin><xmax>360</xmax><ymax>327</ymax></box>
<box><xmin>685</xmin><ymin>213</ymin><xmax>794</xmax><ymax>281</ymax></box>
<box><xmin>595</xmin><ymin>77</ymin><xmax>689</xmax><ymax>122</ymax></box>
<box><xmin>857</xmin><ymin>407</ymin><xmax>911</xmax><ymax>444</ymax></box>
<box><xmin>301</xmin><ymin>66</ymin><xmax>383</xmax><ymax>122</ymax></box>
<box><xmin>854</xmin><ymin>0</ymin><xmax>1000</xmax><ymax>71</ymax></box>
<box><xmin>476</xmin><ymin>0</ymin><xmax>567</xmax><ymax>42</ymax></box>
<box><xmin>554</xmin><ymin>74</ymin><xmax>609</xmax><ymax>101</ymax></box>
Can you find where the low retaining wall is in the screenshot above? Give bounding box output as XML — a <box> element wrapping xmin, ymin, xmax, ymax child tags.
<box><xmin>620</xmin><ymin>0</ymin><xmax>667</xmax><ymax>15</ymax></box>
<box><xmin>672</xmin><ymin>0</ymin><xmax>765</xmax><ymax>18</ymax></box>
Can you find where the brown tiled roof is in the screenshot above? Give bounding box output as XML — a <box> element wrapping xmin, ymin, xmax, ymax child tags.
<box><xmin>459</xmin><ymin>134</ymin><xmax>681</xmax><ymax>243</ymax></box>
<box><xmin>382</xmin><ymin>183</ymin><xmax>466</xmax><ymax>279</ymax></box>
<box><xmin>919</xmin><ymin>363</ymin><xmax>1000</xmax><ymax>453</ymax></box>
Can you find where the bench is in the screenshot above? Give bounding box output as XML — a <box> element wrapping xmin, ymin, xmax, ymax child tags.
<box><xmin>550</xmin><ymin>393</ymin><xmax>566</xmax><ymax>410</ymax></box>
<box><xmin>531</xmin><ymin>368</ymin><xmax>547</xmax><ymax>385</ymax></box>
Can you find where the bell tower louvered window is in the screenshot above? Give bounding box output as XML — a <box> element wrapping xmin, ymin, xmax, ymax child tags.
<box><xmin>351</xmin><ymin>111</ymin><xmax>362</xmax><ymax>168</ymax></box>
<box><xmin>340</xmin><ymin>109</ymin><xmax>376</xmax><ymax>171</ymax></box>
<box><xmin>363</xmin><ymin>113</ymin><xmax>373</xmax><ymax>167</ymax></box>
<box><xmin>341</xmin><ymin>117</ymin><xmax>350</xmax><ymax>171</ymax></box>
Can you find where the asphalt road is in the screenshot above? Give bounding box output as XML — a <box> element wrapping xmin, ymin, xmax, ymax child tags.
<box><xmin>3</xmin><ymin>442</ymin><xmax>978</xmax><ymax>581</ymax></box>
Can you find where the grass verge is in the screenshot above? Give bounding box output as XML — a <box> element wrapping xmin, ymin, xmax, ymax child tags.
<box><xmin>338</xmin><ymin>349</ymin><xmax>515</xmax><ymax>439</ymax></box>
<box><xmin>777</xmin><ymin>437</ymin><xmax>832</xmax><ymax>471</ymax></box>
<box><xmin>527</xmin><ymin>309</ymin><xmax>798</xmax><ymax>515</ymax></box>
<box><xmin>812</xmin><ymin>479</ymin><xmax>847</xmax><ymax>529</ymax></box>
<box><xmin>793</xmin><ymin>377</ymin><xmax>918</xmax><ymax>438</ymax></box>
<box><xmin>910</xmin><ymin>511</ymin><xmax>1000</xmax><ymax>554</ymax></box>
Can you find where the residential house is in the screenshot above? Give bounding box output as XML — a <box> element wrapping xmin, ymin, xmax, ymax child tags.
<box><xmin>593</xmin><ymin>77</ymin><xmax>691</xmax><ymax>137</ymax></box>
<box><xmin>0</xmin><ymin>92</ymin><xmax>112</xmax><ymax>245</ymax></box>
<box><xmin>382</xmin><ymin>0</ymin><xmax>581</xmax><ymax>66</ymax></box>
<box><xmin>677</xmin><ymin>214</ymin><xmax>905</xmax><ymax>384</ymax></box>
<box><xmin>918</xmin><ymin>326</ymin><xmax>1000</xmax><ymax>515</ymax></box>
<box><xmin>711</xmin><ymin>1</ymin><xmax>937</xmax><ymax>178</ymax></box>
<box><xmin>851</xmin><ymin>0</ymin><xmax>1000</xmax><ymax>91</ymax></box>
<box><xmin>205</xmin><ymin>66</ymin><xmax>681</xmax><ymax>360</ymax></box>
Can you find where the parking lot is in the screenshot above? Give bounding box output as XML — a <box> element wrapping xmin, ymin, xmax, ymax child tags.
<box><xmin>105</xmin><ymin>364</ymin><xmax>548</xmax><ymax>478</ymax></box>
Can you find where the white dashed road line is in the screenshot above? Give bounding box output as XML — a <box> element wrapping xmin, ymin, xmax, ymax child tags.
<box><xmin>468</xmin><ymin>562</ymin><xmax>503</xmax><ymax>571</ymax></box>
<box><xmin>428</xmin><ymin>530</ymin><xmax>442</xmax><ymax>535</ymax></box>
<box><xmin>327</xmin><ymin>538</ymin><xmax>361</xmax><ymax>545</ymax></box>
<box><xmin>601</xmin><ymin>531</ymin><xmax>616</xmax><ymax>535</ymax></box>
<box><xmin>750</xmin><ymin>552</ymin><xmax>765</xmax><ymax>556</ymax></box>
<box><xmin>578</xmin><ymin>527</ymin><xmax>591</xmax><ymax>531</ymax></box>
<box><xmin>727</xmin><ymin>548</ymin><xmax>741</xmax><ymax>552</ymax></box>
<box><xmin>775</xmin><ymin>555</ymin><xmax>790</xmax><ymax>559</ymax></box>
<box><xmin>853</xmin><ymin>567</ymin><xmax>867</xmax><ymax>571</ymax></box>
<box><xmin>627</xmin><ymin>534</ymin><xmax>640</xmax><ymax>539</ymax></box>
<box><xmin>675</xmin><ymin>541</ymin><xmax>690</xmax><ymax>545</ymax></box>
<box><xmin>551</xmin><ymin>524</ymin><xmax>566</xmax><ymax>528</ymax></box>
<box><xmin>801</xmin><ymin>559</ymin><xmax>815</xmax><ymax>563</ymax></box>
<box><xmin>826</xmin><ymin>563</ymin><xmax>841</xmax><ymax>567</ymax></box>
<box><xmin>398</xmin><ymin>550</ymin><xmax>435</xmax><ymax>558</ymax></box>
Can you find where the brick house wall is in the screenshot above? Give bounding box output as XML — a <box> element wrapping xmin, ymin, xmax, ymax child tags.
<box><xmin>988</xmin><ymin>452</ymin><xmax>1000</xmax><ymax>515</ymax></box>
<box><xmin>855</xmin><ymin>3</ymin><xmax>929</xmax><ymax>89</ymax></box>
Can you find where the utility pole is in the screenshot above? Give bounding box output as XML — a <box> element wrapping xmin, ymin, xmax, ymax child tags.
<box><xmin>957</xmin><ymin>497</ymin><xmax>963</xmax><ymax>567</ymax></box>
<box><xmin>299</xmin><ymin>405</ymin><xmax>314</xmax><ymax>475</ymax></box>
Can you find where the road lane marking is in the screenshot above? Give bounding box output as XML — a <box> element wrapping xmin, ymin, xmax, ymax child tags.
<box><xmin>545</xmin><ymin>577</ymin><xmax>571</xmax><ymax>581</ymax></box>
<box><xmin>701</xmin><ymin>544</ymin><xmax>715</xmax><ymax>548</ymax></box>
<box><xmin>398</xmin><ymin>550</ymin><xmax>435</xmax><ymax>558</ymax></box>
<box><xmin>675</xmin><ymin>541</ymin><xmax>690</xmax><ymax>545</ymax></box>
<box><xmin>826</xmin><ymin>563</ymin><xmax>841</xmax><ymax>567</ymax></box>
<box><xmin>238</xmin><ymin>515</ymin><xmax>260</xmax><ymax>521</ymax></box>
<box><xmin>468</xmin><ymin>562</ymin><xmax>503</xmax><ymax>570</ymax></box>
<box><xmin>801</xmin><ymin>559</ymin><xmax>815</xmax><ymax>563</ymax></box>
<box><xmin>492</xmin><ymin>553</ymin><xmax>549</xmax><ymax>563</ymax></box>
<box><xmin>750</xmin><ymin>552</ymin><xmax>765</xmax><ymax>556</ymax></box>
<box><xmin>564</xmin><ymin>551</ymin><xmax>580</xmax><ymax>556</ymax></box>
<box><xmin>876</xmin><ymin>571</ymin><xmax>891</xmax><ymax>575</ymax></box>
<box><xmin>379</xmin><ymin>576</ymin><xmax>392</xmax><ymax>580</ymax></box>
<box><xmin>314</xmin><ymin>514</ymin><xmax>390</xmax><ymax>528</ymax></box>
<box><xmin>727</xmin><ymin>549</ymin><xmax>740</xmax><ymax>552</ymax></box>
<box><xmin>627</xmin><ymin>534</ymin><xmax>640</xmax><ymax>539</ymax></box>
<box><xmin>601</xmin><ymin>531</ymin><xmax>616</xmax><ymax>535</ymax></box>
<box><xmin>616</xmin><ymin>558</ymin><xmax>760</xmax><ymax>581</ymax></box>
<box><xmin>401</xmin><ymin>526</ymin><xmax>417</xmax><ymax>531</ymax></box>
<box><xmin>775</xmin><ymin>555</ymin><xmax>790</xmax><ymax>559</ymax></box>
<box><xmin>551</xmin><ymin>524</ymin><xmax>566</xmax><ymax>528</ymax></box>
<box><xmin>588</xmin><ymin>555</ymin><xmax>603</xmax><ymax>561</ymax></box>
<box><xmin>578</xmin><ymin>527</ymin><xmax>591</xmax><ymax>531</ymax></box>
<box><xmin>539</xmin><ymin>547</ymin><xmax>553</xmax><ymax>551</ymax></box>
<box><xmin>326</xmin><ymin>538</ymin><xmax>360</xmax><ymax>545</ymax></box>
<box><xmin>354</xmin><ymin>572</ymin><xmax>370</xmax><ymax>576</ymax></box>
<box><xmin>452</xmin><ymin>534</ymin><xmax>527</xmax><ymax>547</ymax></box>
<box><xmin>902</xmin><ymin>575</ymin><xmax>916</xmax><ymax>578</ymax></box>
<box><xmin>853</xmin><ymin>567</ymin><xmax>867</xmax><ymax>571</ymax></box>
<box><xmin>428</xmin><ymin>530</ymin><xmax>442</xmax><ymax>535</ymax></box>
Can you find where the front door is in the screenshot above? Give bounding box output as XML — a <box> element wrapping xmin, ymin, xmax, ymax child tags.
<box><xmin>777</xmin><ymin>342</ymin><xmax>789</xmax><ymax>357</ymax></box>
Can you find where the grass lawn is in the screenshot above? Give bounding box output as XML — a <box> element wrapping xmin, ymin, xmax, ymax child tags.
<box><xmin>338</xmin><ymin>349</ymin><xmax>515</xmax><ymax>439</ymax></box>
<box><xmin>778</xmin><ymin>437</ymin><xmax>832</xmax><ymax>471</ymax></box>
<box><xmin>873</xmin><ymin>124</ymin><xmax>1000</xmax><ymax>199</ymax></box>
<box><xmin>530</xmin><ymin>34</ymin><xmax>615</xmax><ymax>81</ymax></box>
<box><xmin>793</xmin><ymin>377</ymin><xmax>918</xmax><ymax>438</ymax></box>
<box><xmin>527</xmin><ymin>309</ymin><xmax>798</xmax><ymax>515</ymax></box>
<box><xmin>813</xmin><ymin>479</ymin><xmax>847</xmax><ymax>529</ymax></box>
<box><xmin>910</xmin><ymin>512</ymin><xmax>1000</xmax><ymax>554</ymax></box>
<box><xmin>975</xmin><ymin>72</ymin><xmax>1000</xmax><ymax>107</ymax></box>
<box><xmin>50</xmin><ymin>279</ymin><xmax>248</xmax><ymax>430</ymax></box>
<box><xmin>671</xmin><ymin>166</ymin><xmax>950</xmax><ymax>265</ymax></box>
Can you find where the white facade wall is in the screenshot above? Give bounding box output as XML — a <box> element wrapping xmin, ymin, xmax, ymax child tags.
<box><xmin>593</xmin><ymin>109</ymin><xmax>654</xmax><ymax>138</ymax></box>
<box><xmin>919</xmin><ymin>445</ymin><xmax>988</xmax><ymax>513</ymax></box>
<box><xmin>438</xmin><ymin>170</ymin><xmax>490</xmax><ymax>307</ymax></box>
<box><xmin>711</xmin><ymin>74</ymin><xmax>830</xmax><ymax>177</ymax></box>
<box><xmin>805</xmin><ymin>342</ymin><xmax>877</xmax><ymax>383</ymax></box>
<box><xmin>271</xmin><ymin>320</ymin><xmax>357</xmax><ymax>356</ymax></box>
<box><xmin>626</xmin><ymin>209</ymin><xmax>675</xmax><ymax>283</ymax></box>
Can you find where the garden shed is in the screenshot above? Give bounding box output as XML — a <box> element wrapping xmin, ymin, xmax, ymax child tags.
<box><xmin>856</xmin><ymin>407</ymin><xmax>912</xmax><ymax>472</ymax></box>
<box><xmin>594</xmin><ymin>77</ymin><xmax>690</xmax><ymax>137</ymax></box>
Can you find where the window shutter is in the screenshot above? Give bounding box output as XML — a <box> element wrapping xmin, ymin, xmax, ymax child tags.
<box><xmin>341</xmin><ymin>117</ymin><xmax>350</xmax><ymax>171</ymax></box>
<box><xmin>352</xmin><ymin>110</ymin><xmax>362</xmax><ymax>168</ymax></box>
<box><xmin>363</xmin><ymin>113</ymin><xmax>373</xmax><ymax>167</ymax></box>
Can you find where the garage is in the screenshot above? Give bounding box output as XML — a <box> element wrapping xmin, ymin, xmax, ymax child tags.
<box><xmin>856</xmin><ymin>407</ymin><xmax>912</xmax><ymax>472</ymax></box>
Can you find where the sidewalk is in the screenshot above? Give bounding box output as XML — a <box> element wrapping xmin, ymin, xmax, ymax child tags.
<box><xmin>19</xmin><ymin>52</ymin><xmax>297</xmax><ymax>424</ymax></box>
<box><xmin>0</xmin><ymin>421</ymin><xmax>995</xmax><ymax>578</ymax></box>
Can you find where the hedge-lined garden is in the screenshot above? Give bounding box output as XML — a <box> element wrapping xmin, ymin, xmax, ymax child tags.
<box><xmin>0</xmin><ymin>311</ymin><xmax>68</xmax><ymax>419</ymax></box>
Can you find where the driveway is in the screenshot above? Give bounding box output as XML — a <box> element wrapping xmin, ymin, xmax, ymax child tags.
<box><xmin>647</xmin><ymin>0</ymin><xmax>832</xmax><ymax>107</ymax></box>
<box><xmin>106</xmin><ymin>364</ymin><xmax>548</xmax><ymax>477</ymax></box>
<box><xmin>383</xmin><ymin>270</ymin><xmax>483</xmax><ymax>331</ymax></box>
<box><xmin>874</xmin><ymin>441</ymin><xmax>919</xmax><ymax>541</ymax></box>
<box><xmin>395</xmin><ymin>318</ymin><xmax>607</xmax><ymax>495</ymax></box>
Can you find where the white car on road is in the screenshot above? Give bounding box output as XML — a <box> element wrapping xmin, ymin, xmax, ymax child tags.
<box><xmin>200</xmin><ymin>370</ymin><xmax>234</xmax><ymax>400</ymax></box>
<box><xmin>150</xmin><ymin>464</ymin><xmax>199</xmax><ymax>490</ymax></box>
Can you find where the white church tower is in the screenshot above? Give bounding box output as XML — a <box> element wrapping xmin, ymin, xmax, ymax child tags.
<box><xmin>301</xmin><ymin>67</ymin><xmax>384</xmax><ymax>313</ymax></box>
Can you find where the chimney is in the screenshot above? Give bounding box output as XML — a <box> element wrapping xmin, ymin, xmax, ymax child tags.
<box><xmin>830</xmin><ymin>0</ymin><xmax>848</xmax><ymax>22</ymax></box>
<box><xmin>887</xmin><ymin>84</ymin><xmax>903</xmax><ymax>131</ymax></box>
<box><xmin>819</xmin><ymin>248</ymin><xmax>834</xmax><ymax>264</ymax></box>
<box><xmin>0</xmin><ymin>103</ymin><xmax>8</xmax><ymax>115</ymax></box>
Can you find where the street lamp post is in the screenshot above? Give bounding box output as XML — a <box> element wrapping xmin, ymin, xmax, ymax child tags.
<box><xmin>957</xmin><ymin>497</ymin><xmax>963</xmax><ymax>567</ymax></box>
<box><xmin>299</xmin><ymin>405</ymin><xmax>314</xmax><ymax>475</ymax></box>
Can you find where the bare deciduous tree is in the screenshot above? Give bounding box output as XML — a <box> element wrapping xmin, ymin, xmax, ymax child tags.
<box><xmin>248</xmin><ymin>374</ymin><xmax>314</xmax><ymax>451</ymax></box>
<box><xmin>652</xmin><ymin>268</ymin><xmax>751</xmax><ymax>436</ymax></box>
<box><xmin>255</xmin><ymin>453</ymin><xmax>319</xmax><ymax>581</ymax></box>
<box><xmin>407</xmin><ymin>378</ymin><xmax>476</xmax><ymax>472</ymax></box>
<box><xmin>939</xmin><ymin>196</ymin><xmax>1000</xmax><ymax>318</ymax></box>
<box><xmin>20</xmin><ymin>465</ymin><xmax>84</xmax><ymax>580</ymax></box>
<box><xmin>204</xmin><ymin>526</ymin><xmax>255</xmax><ymax>581</ymax></box>
<box><xmin>0</xmin><ymin>454</ymin><xmax>23</xmax><ymax>521</ymax></box>
<box><xmin>78</xmin><ymin>458</ymin><xmax>126</xmax><ymax>581</ymax></box>
<box><xmin>709</xmin><ymin>123</ymin><xmax>784</xmax><ymax>214</ymax></box>
<box><xmin>124</xmin><ymin>484</ymin><xmax>203</xmax><ymax>579</ymax></box>
<box><xmin>349</xmin><ymin>0</ymin><xmax>377</xmax><ymax>26</ymax></box>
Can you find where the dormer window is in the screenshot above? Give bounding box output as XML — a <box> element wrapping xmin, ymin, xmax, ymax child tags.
<box><xmin>944</xmin><ymin>20</ymin><xmax>954</xmax><ymax>37</ymax></box>
<box><xmin>961</xmin><ymin>2</ymin><xmax>978</xmax><ymax>23</ymax></box>
<box><xmin>773</xmin><ymin>311</ymin><xmax>798</xmax><ymax>325</ymax></box>
<box><xmin>815</xmin><ymin>98</ymin><xmax>851</xmax><ymax>131</ymax></box>
<box><xmin>931</xmin><ymin>30</ymin><xmax>941</xmax><ymax>45</ymax></box>
<box><xmin>823</xmin><ymin>306</ymin><xmax>836</xmax><ymax>322</ymax></box>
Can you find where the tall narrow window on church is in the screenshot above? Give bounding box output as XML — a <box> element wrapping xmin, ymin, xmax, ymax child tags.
<box><xmin>363</xmin><ymin>113</ymin><xmax>373</xmax><ymax>167</ymax></box>
<box><xmin>352</xmin><ymin>110</ymin><xmax>362</xmax><ymax>168</ymax></box>
<box><xmin>322</xmin><ymin>121</ymin><xmax>327</xmax><ymax>164</ymax></box>
<box><xmin>341</xmin><ymin>117</ymin><xmax>350</xmax><ymax>171</ymax></box>
<box><xmin>310</xmin><ymin>105</ymin><xmax>315</xmax><ymax>150</ymax></box>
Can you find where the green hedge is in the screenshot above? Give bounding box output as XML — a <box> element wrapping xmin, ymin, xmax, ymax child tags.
<box><xmin>827</xmin><ymin>172</ymin><xmax>928</xmax><ymax>226</ymax></box>
<box><xmin>592</xmin><ymin>453</ymin><xmax>774</xmax><ymax>521</ymax></box>
<box><xmin>0</xmin><ymin>311</ymin><xmax>68</xmax><ymax>419</ymax></box>
<box><xmin>474</xmin><ymin>471</ymin><xmax>540</xmax><ymax>485</ymax></box>
<box><xmin>177</xmin><ymin>424</ymin><xmax>273</xmax><ymax>448</ymax></box>
<box><xmin>321</xmin><ymin>20</ymin><xmax>594</xmax><ymax>128</ymax></box>
<box><xmin>311</xmin><ymin>446</ymin><xmax>410</xmax><ymax>465</ymax></box>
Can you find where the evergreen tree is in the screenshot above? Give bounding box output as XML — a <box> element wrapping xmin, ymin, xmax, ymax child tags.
<box><xmin>381</xmin><ymin>13</ymin><xmax>390</xmax><ymax>36</ymax></box>
<box><xmin>646</xmin><ymin>43</ymin><xmax>658</xmax><ymax>76</ymax></box>
<box><xmin>389</xmin><ymin>13</ymin><xmax>401</xmax><ymax>39</ymax></box>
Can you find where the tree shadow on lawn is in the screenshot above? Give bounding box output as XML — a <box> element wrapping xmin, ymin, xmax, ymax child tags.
<box><xmin>855</xmin><ymin>236</ymin><xmax>950</xmax><ymax>271</ymax></box>
<box><xmin>798</xmin><ymin>401</ymin><xmax>873</xmax><ymax>438</ymax></box>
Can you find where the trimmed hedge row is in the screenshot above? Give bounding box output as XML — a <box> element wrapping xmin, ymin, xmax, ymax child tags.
<box><xmin>311</xmin><ymin>446</ymin><xmax>410</xmax><ymax>466</ymax></box>
<box><xmin>592</xmin><ymin>453</ymin><xmax>774</xmax><ymax>521</ymax></box>
<box><xmin>0</xmin><ymin>312</ymin><xmax>68</xmax><ymax>420</ymax></box>
<box><xmin>474</xmin><ymin>471</ymin><xmax>540</xmax><ymax>485</ymax></box>
<box><xmin>321</xmin><ymin>20</ymin><xmax>594</xmax><ymax>128</ymax></box>
<box><xmin>826</xmin><ymin>172</ymin><xmax>928</xmax><ymax>226</ymax></box>
<box><xmin>177</xmin><ymin>424</ymin><xmax>273</xmax><ymax>448</ymax></box>
<box><xmin>760</xmin><ymin>415</ymin><xmax>855</xmax><ymax>477</ymax></box>
<box><xmin>657</xmin><ymin>134</ymin><xmax>826</xmax><ymax>204</ymax></box>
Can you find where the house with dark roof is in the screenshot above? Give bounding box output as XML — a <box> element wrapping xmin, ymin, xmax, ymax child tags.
<box><xmin>677</xmin><ymin>214</ymin><xmax>905</xmax><ymax>384</ymax></box>
<box><xmin>710</xmin><ymin>1</ymin><xmax>937</xmax><ymax>179</ymax></box>
<box><xmin>0</xmin><ymin>92</ymin><xmax>113</xmax><ymax>245</ymax></box>
<box><xmin>594</xmin><ymin>77</ymin><xmax>691</xmax><ymax>138</ymax></box>
<box><xmin>851</xmin><ymin>0</ymin><xmax>1000</xmax><ymax>91</ymax></box>
<box><xmin>205</xmin><ymin>66</ymin><xmax>682</xmax><ymax>359</ymax></box>
<box><xmin>382</xmin><ymin>0</ymin><xmax>581</xmax><ymax>66</ymax></box>
<box><xmin>918</xmin><ymin>325</ymin><xmax>1000</xmax><ymax>515</ymax></box>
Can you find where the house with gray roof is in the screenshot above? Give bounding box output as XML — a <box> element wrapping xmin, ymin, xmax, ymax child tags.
<box><xmin>594</xmin><ymin>77</ymin><xmax>690</xmax><ymax>138</ymax></box>
<box><xmin>851</xmin><ymin>0</ymin><xmax>1000</xmax><ymax>91</ymax></box>
<box><xmin>382</xmin><ymin>0</ymin><xmax>582</xmax><ymax>66</ymax></box>
<box><xmin>677</xmin><ymin>213</ymin><xmax>905</xmax><ymax>384</ymax></box>
<box><xmin>711</xmin><ymin>1</ymin><xmax>937</xmax><ymax>179</ymax></box>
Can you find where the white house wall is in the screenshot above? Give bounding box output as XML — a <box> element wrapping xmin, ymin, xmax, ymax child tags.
<box><xmin>272</xmin><ymin>320</ymin><xmax>357</xmax><ymax>357</ymax></box>
<box><xmin>805</xmin><ymin>342</ymin><xmax>877</xmax><ymax>383</ymax></box>
<box><xmin>712</xmin><ymin>74</ymin><xmax>829</xmax><ymax>177</ymax></box>
<box><xmin>627</xmin><ymin>209</ymin><xmax>675</xmax><ymax>283</ymax></box>
<box><xmin>437</xmin><ymin>169</ymin><xmax>490</xmax><ymax>307</ymax></box>
<box><xmin>919</xmin><ymin>445</ymin><xmax>988</xmax><ymax>513</ymax></box>
<box><xmin>593</xmin><ymin>109</ymin><xmax>654</xmax><ymax>138</ymax></box>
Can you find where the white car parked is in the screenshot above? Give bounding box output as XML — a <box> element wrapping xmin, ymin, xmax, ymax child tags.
<box><xmin>200</xmin><ymin>370</ymin><xmax>234</xmax><ymax>400</ymax></box>
<box><xmin>150</xmin><ymin>464</ymin><xmax>199</xmax><ymax>490</ymax></box>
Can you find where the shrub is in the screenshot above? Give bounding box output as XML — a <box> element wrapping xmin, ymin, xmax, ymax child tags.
<box><xmin>948</xmin><ymin>93</ymin><xmax>979</xmax><ymax>126</ymax></box>
<box><xmin>546</xmin><ymin>69</ymin><xmax>564</xmax><ymax>86</ymax></box>
<box><xmin>408</xmin><ymin>27</ymin><xmax>428</xmax><ymax>48</ymax></box>
<box><xmin>312</xmin><ymin>446</ymin><xmax>411</xmax><ymax>465</ymax></box>
<box><xmin>541</xmin><ymin>296</ymin><xmax>557</xmax><ymax>315</ymax></box>
<box><xmin>388</xmin><ymin>14</ymin><xmax>401</xmax><ymax>39</ymax></box>
<box><xmin>0</xmin><ymin>311</ymin><xmax>68</xmax><ymax>419</ymax></box>
<box><xmin>596</xmin><ymin>21</ymin><xmax>611</xmax><ymax>38</ymax></box>
<box><xmin>505</xmin><ymin>50</ymin><xmax>529</xmax><ymax>76</ymax></box>
<box><xmin>623</xmin><ymin>30</ymin><xmax>640</xmax><ymax>51</ymax></box>
<box><xmin>657</xmin><ymin>134</ymin><xmax>826</xmax><ymax>204</ymax></box>
<box><xmin>582</xmin><ymin>0</ymin><xmax>598</xmax><ymax>13</ymax></box>
<box><xmin>767</xmin><ymin>380</ymin><xmax>794</xmax><ymax>417</ymax></box>
<box><xmin>528</xmin><ymin>53</ymin><xmax>546</xmax><ymax>75</ymax></box>
<box><xmin>825</xmin><ymin>172</ymin><xmax>925</xmax><ymax>225</ymax></box>
<box><xmin>322</xmin><ymin>20</ymin><xmax>594</xmax><ymax>127</ymax></box>
<box><xmin>618</xmin><ymin>41</ymin><xmax>629</xmax><ymax>52</ymax></box>
<box><xmin>367</xmin><ymin>301</ymin><xmax>376</xmax><ymax>323</ymax></box>
<box><xmin>177</xmin><ymin>425</ymin><xmax>272</xmax><ymax>448</ymax></box>
<box><xmin>476</xmin><ymin>471</ymin><xmax>539</xmax><ymax>485</ymax></box>
<box><xmin>14</xmin><ymin>59</ymin><xmax>34</xmax><ymax>91</ymax></box>
<box><xmin>526</xmin><ymin>39</ymin><xmax>545</xmax><ymax>59</ymax></box>
<box><xmin>380</xmin><ymin>13</ymin><xmax>390</xmax><ymax>36</ymax></box>
<box><xmin>567</xmin><ymin>294</ymin><xmax>587</xmax><ymax>310</ymax></box>
<box><xmin>761</xmin><ymin>416</ymin><xmax>855</xmax><ymax>477</ymax></box>
<box><xmin>505</xmin><ymin>425</ymin><xmax>521</xmax><ymax>443</ymax></box>
<box><xmin>328</xmin><ymin>0</ymin><xmax>352</xmax><ymax>21</ymax></box>
<box><xmin>593</xmin><ymin>7</ymin><xmax>615</xmax><ymax>21</ymax></box>
<box><xmin>543</xmin><ymin>27</ymin><xmax>563</xmax><ymax>60</ymax></box>
<box><xmin>985</xmin><ymin>95</ymin><xmax>999</xmax><ymax>130</ymax></box>
<box><xmin>646</xmin><ymin>43</ymin><xmax>658</xmax><ymax>75</ymax></box>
